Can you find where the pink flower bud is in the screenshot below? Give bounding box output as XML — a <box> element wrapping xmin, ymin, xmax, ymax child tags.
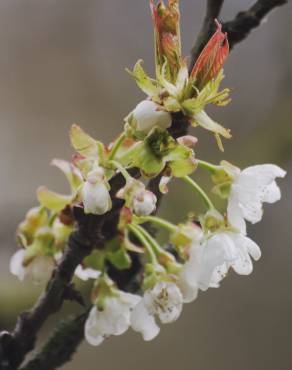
<box><xmin>177</xmin><ymin>135</ymin><xmax>198</xmax><ymax>148</ymax></box>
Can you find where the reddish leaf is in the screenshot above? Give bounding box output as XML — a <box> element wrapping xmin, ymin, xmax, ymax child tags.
<box><xmin>191</xmin><ymin>20</ymin><xmax>229</xmax><ymax>89</ymax></box>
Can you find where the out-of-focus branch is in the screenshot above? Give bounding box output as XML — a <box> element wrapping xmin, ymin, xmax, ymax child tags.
<box><xmin>223</xmin><ymin>0</ymin><xmax>288</xmax><ymax>49</ymax></box>
<box><xmin>0</xmin><ymin>213</ymin><xmax>101</xmax><ymax>369</ymax></box>
<box><xmin>20</xmin><ymin>312</ymin><xmax>89</xmax><ymax>370</ymax></box>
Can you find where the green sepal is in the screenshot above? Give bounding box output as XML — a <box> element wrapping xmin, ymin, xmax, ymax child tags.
<box><xmin>107</xmin><ymin>248</ymin><xmax>132</xmax><ymax>270</ymax></box>
<box><xmin>106</xmin><ymin>237</ymin><xmax>132</xmax><ymax>270</ymax></box>
<box><xmin>212</xmin><ymin>182</ymin><xmax>231</xmax><ymax>199</ymax></box>
<box><xmin>165</xmin><ymin>144</ymin><xmax>197</xmax><ymax>177</ymax></box>
<box><xmin>131</xmin><ymin>141</ymin><xmax>165</xmax><ymax>178</ymax></box>
<box><xmin>127</xmin><ymin>60</ymin><xmax>160</xmax><ymax>97</ymax></box>
<box><xmin>83</xmin><ymin>250</ymin><xmax>105</xmax><ymax>271</ymax></box>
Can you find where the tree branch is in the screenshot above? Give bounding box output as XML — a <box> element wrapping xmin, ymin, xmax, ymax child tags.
<box><xmin>222</xmin><ymin>0</ymin><xmax>288</xmax><ymax>49</ymax></box>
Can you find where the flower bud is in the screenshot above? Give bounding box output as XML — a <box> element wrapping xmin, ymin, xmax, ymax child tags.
<box><xmin>133</xmin><ymin>190</ymin><xmax>157</xmax><ymax>216</ymax></box>
<box><xmin>82</xmin><ymin>167</ymin><xmax>112</xmax><ymax>215</ymax></box>
<box><xmin>132</xmin><ymin>100</ymin><xmax>172</xmax><ymax>134</ymax></box>
<box><xmin>177</xmin><ymin>135</ymin><xmax>198</xmax><ymax>148</ymax></box>
<box><xmin>18</xmin><ymin>207</ymin><xmax>48</xmax><ymax>245</ymax></box>
<box><xmin>150</xmin><ymin>0</ymin><xmax>181</xmax><ymax>78</ymax></box>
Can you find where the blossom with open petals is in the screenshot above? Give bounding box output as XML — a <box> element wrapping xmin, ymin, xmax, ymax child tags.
<box><xmin>178</xmin><ymin>229</ymin><xmax>261</xmax><ymax>302</ymax></box>
<box><xmin>226</xmin><ymin>164</ymin><xmax>286</xmax><ymax>233</ymax></box>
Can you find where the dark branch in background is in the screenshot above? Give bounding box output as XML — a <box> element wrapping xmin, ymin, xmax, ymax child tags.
<box><xmin>0</xmin><ymin>0</ymin><xmax>288</xmax><ymax>369</ymax></box>
<box><xmin>223</xmin><ymin>0</ymin><xmax>288</xmax><ymax>49</ymax></box>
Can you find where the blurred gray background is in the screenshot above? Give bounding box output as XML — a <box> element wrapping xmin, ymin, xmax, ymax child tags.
<box><xmin>0</xmin><ymin>1</ymin><xmax>291</xmax><ymax>370</ymax></box>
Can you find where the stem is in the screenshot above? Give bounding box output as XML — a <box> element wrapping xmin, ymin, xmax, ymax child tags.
<box><xmin>108</xmin><ymin>132</ymin><xmax>126</xmax><ymax>161</ymax></box>
<box><xmin>138</xmin><ymin>215</ymin><xmax>177</xmax><ymax>233</ymax></box>
<box><xmin>197</xmin><ymin>159</ymin><xmax>219</xmax><ymax>173</ymax></box>
<box><xmin>109</xmin><ymin>160</ymin><xmax>131</xmax><ymax>181</ymax></box>
<box><xmin>181</xmin><ymin>175</ymin><xmax>215</xmax><ymax>210</ymax></box>
<box><xmin>134</xmin><ymin>225</ymin><xmax>181</xmax><ymax>273</ymax></box>
<box><xmin>134</xmin><ymin>224</ymin><xmax>164</xmax><ymax>256</ymax></box>
<box><xmin>128</xmin><ymin>224</ymin><xmax>158</xmax><ymax>265</ymax></box>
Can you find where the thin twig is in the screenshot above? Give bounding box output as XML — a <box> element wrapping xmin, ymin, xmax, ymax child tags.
<box><xmin>223</xmin><ymin>0</ymin><xmax>288</xmax><ymax>49</ymax></box>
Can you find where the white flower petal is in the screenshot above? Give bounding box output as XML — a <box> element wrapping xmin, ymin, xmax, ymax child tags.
<box><xmin>84</xmin><ymin>291</ymin><xmax>141</xmax><ymax>347</ymax></box>
<box><xmin>10</xmin><ymin>251</ymin><xmax>55</xmax><ymax>284</ymax></box>
<box><xmin>130</xmin><ymin>301</ymin><xmax>160</xmax><ymax>341</ymax></box>
<box><xmin>228</xmin><ymin>233</ymin><xmax>261</xmax><ymax>275</ymax></box>
<box><xmin>197</xmin><ymin>233</ymin><xmax>236</xmax><ymax>290</ymax></box>
<box><xmin>132</xmin><ymin>100</ymin><xmax>172</xmax><ymax>133</ymax></box>
<box><xmin>227</xmin><ymin>192</ymin><xmax>246</xmax><ymax>234</ymax></box>
<box><xmin>243</xmin><ymin>164</ymin><xmax>286</xmax><ymax>182</ymax></box>
<box><xmin>10</xmin><ymin>250</ymin><xmax>26</xmax><ymax>281</ymax></box>
<box><xmin>144</xmin><ymin>282</ymin><xmax>183</xmax><ymax>324</ymax></box>
<box><xmin>228</xmin><ymin>164</ymin><xmax>286</xmax><ymax>226</ymax></box>
<box><xmin>82</xmin><ymin>182</ymin><xmax>112</xmax><ymax>215</ymax></box>
<box><xmin>29</xmin><ymin>255</ymin><xmax>55</xmax><ymax>284</ymax></box>
<box><xmin>75</xmin><ymin>265</ymin><xmax>101</xmax><ymax>281</ymax></box>
<box><xmin>84</xmin><ymin>307</ymin><xmax>105</xmax><ymax>346</ymax></box>
<box><xmin>262</xmin><ymin>181</ymin><xmax>281</xmax><ymax>203</ymax></box>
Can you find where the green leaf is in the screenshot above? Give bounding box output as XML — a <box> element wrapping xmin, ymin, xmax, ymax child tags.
<box><xmin>127</xmin><ymin>60</ymin><xmax>160</xmax><ymax>97</ymax></box>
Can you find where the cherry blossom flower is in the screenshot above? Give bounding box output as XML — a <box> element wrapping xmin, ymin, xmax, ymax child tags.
<box><xmin>226</xmin><ymin>164</ymin><xmax>286</xmax><ymax>233</ymax></box>
<box><xmin>178</xmin><ymin>228</ymin><xmax>261</xmax><ymax>302</ymax></box>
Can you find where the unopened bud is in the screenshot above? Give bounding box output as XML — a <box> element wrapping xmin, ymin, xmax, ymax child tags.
<box><xmin>133</xmin><ymin>190</ymin><xmax>157</xmax><ymax>216</ymax></box>
<box><xmin>132</xmin><ymin>100</ymin><xmax>172</xmax><ymax>134</ymax></box>
<box><xmin>177</xmin><ymin>135</ymin><xmax>198</xmax><ymax>148</ymax></box>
